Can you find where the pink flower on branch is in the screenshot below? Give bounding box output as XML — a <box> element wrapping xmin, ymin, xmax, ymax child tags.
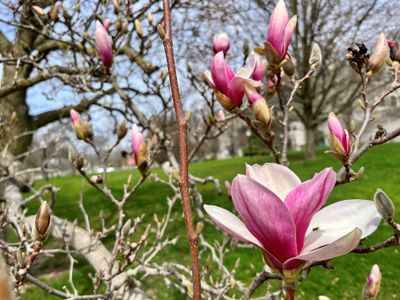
<box><xmin>95</xmin><ymin>20</ymin><xmax>113</xmax><ymax>67</ymax></box>
<box><xmin>205</xmin><ymin>163</ymin><xmax>381</xmax><ymax>271</ymax></box>
<box><xmin>213</xmin><ymin>33</ymin><xmax>230</xmax><ymax>55</ymax></box>
<box><xmin>364</xmin><ymin>264</ymin><xmax>381</xmax><ymax>299</ymax></box>
<box><xmin>328</xmin><ymin>112</ymin><xmax>351</xmax><ymax>161</ymax></box>
<box><xmin>251</xmin><ymin>56</ymin><xmax>268</xmax><ymax>81</ymax></box>
<box><xmin>266</xmin><ymin>0</ymin><xmax>297</xmax><ymax>61</ymax></box>
<box><xmin>131</xmin><ymin>124</ymin><xmax>148</xmax><ymax>172</ymax></box>
<box><xmin>204</xmin><ymin>52</ymin><xmax>261</xmax><ymax>110</ymax></box>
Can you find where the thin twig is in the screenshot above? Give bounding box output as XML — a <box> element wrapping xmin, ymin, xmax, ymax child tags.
<box><xmin>161</xmin><ymin>1</ymin><xmax>201</xmax><ymax>299</ymax></box>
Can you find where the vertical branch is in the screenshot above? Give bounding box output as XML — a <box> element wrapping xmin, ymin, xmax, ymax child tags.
<box><xmin>161</xmin><ymin>1</ymin><xmax>201</xmax><ymax>299</ymax></box>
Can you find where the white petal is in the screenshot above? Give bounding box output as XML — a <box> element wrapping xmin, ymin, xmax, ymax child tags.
<box><xmin>204</xmin><ymin>204</ymin><xmax>263</xmax><ymax>248</ymax></box>
<box><xmin>303</xmin><ymin>200</ymin><xmax>381</xmax><ymax>252</ymax></box>
<box><xmin>285</xmin><ymin>228</ymin><xmax>361</xmax><ymax>266</ymax></box>
<box><xmin>246</xmin><ymin>163</ymin><xmax>301</xmax><ymax>200</ymax></box>
<box><xmin>203</xmin><ymin>70</ymin><xmax>215</xmax><ymax>88</ymax></box>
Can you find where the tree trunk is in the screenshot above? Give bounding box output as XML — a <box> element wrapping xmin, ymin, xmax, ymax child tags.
<box><xmin>304</xmin><ymin>124</ymin><xmax>316</xmax><ymax>160</ymax></box>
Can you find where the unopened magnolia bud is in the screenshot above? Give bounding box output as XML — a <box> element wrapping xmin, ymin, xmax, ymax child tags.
<box><xmin>34</xmin><ymin>201</ymin><xmax>50</xmax><ymax>240</ymax></box>
<box><xmin>75</xmin><ymin>154</ymin><xmax>86</xmax><ymax>170</ymax></box>
<box><xmin>131</xmin><ymin>125</ymin><xmax>148</xmax><ymax>173</ymax></box>
<box><xmin>121</xmin><ymin>219</ymin><xmax>132</xmax><ymax>236</ymax></box>
<box><xmin>282</xmin><ymin>56</ymin><xmax>295</xmax><ymax>77</ymax></box>
<box><xmin>374</xmin><ymin>189</ymin><xmax>395</xmax><ymax>224</ymax></box>
<box><xmin>309</xmin><ymin>43</ymin><xmax>322</xmax><ymax>70</ymax></box>
<box><xmin>32</xmin><ymin>6</ymin><xmax>45</xmax><ymax>15</ymax></box>
<box><xmin>115</xmin><ymin>18</ymin><xmax>122</xmax><ymax>32</ymax></box>
<box><xmin>74</xmin><ymin>3</ymin><xmax>80</xmax><ymax>13</ymax></box>
<box><xmin>252</xmin><ymin>99</ymin><xmax>272</xmax><ymax>127</ymax></box>
<box><xmin>134</xmin><ymin>19</ymin><xmax>143</xmax><ymax>37</ymax></box>
<box><xmin>368</xmin><ymin>33</ymin><xmax>389</xmax><ymax>77</ymax></box>
<box><xmin>72</xmin><ymin>120</ymin><xmax>93</xmax><ymax>141</ymax></box>
<box><xmin>90</xmin><ymin>175</ymin><xmax>103</xmax><ymax>184</ymax></box>
<box><xmin>225</xmin><ymin>180</ymin><xmax>231</xmax><ymax>198</ymax></box>
<box><xmin>187</xmin><ymin>283</ymin><xmax>194</xmax><ymax>298</ymax></box>
<box><xmin>185</xmin><ymin>111</ymin><xmax>191</xmax><ymax>122</ymax></box>
<box><xmin>195</xmin><ymin>222</ymin><xmax>203</xmax><ymax>235</ymax></box>
<box><xmin>117</xmin><ymin>120</ymin><xmax>128</xmax><ymax>140</ymax></box>
<box><xmin>157</xmin><ymin>24</ymin><xmax>165</xmax><ymax>40</ymax></box>
<box><xmin>363</xmin><ymin>264</ymin><xmax>381</xmax><ymax>299</ymax></box>
<box><xmin>17</xmin><ymin>249</ymin><xmax>26</xmax><ymax>268</ymax></box>
<box><xmin>357</xmin><ymin>166</ymin><xmax>365</xmax><ymax>178</ymax></box>
<box><xmin>50</xmin><ymin>1</ymin><xmax>61</xmax><ymax>21</ymax></box>
<box><xmin>147</xmin><ymin>13</ymin><xmax>153</xmax><ymax>24</ymax></box>
<box><xmin>113</xmin><ymin>0</ymin><xmax>120</xmax><ymax>13</ymax></box>
<box><xmin>62</xmin><ymin>4</ymin><xmax>70</xmax><ymax>19</ymax></box>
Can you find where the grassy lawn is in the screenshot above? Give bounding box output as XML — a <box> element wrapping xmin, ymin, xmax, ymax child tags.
<box><xmin>21</xmin><ymin>143</ymin><xmax>400</xmax><ymax>299</ymax></box>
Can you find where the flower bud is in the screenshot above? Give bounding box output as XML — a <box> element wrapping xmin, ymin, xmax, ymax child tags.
<box><xmin>388</xmin><ymin>40</ymin><xmax>400</xmax><ymax>64</ymax></box>
<box><xmin>246</xmin><ymin>87</ymin><xmax>271</xmax><ymax>127</ymax></box>
<box><xmin>50</xmin><ymin>1</ymin><xmax>61</xmax><ymax>21</ymax></box>
<box><xmin>32</xmin><ymin>5</ymin><xmax>45</xmax><ymax>15</ymax></box>
<box><xmin>117</xmin><ymin>120</ymin><xmax>128</xmax><ymax>141</ymax></box>
<box><xmin>309</xmin><ymin>43</ymin><xmax>322</xmax><ymax>70</ymax></box>
<box><xmin>243</xmin><ymin>38</ymin><xmax>250</xmax><ymax>58</ymax></box>
<box><xmin>157</xmin><ymin>24</ymin><xmax>165</xmax><ymax>40</ymax></box>
<box><xmin>95</xmin><ymin>21</ymin><xmax>113</xmax><ymax>67</ymax></box>
<box><xmin>34</xmin><ymin>201</ymin><xmax>50</xmax><ymax>241</ymax></box>
<box><xmin>70</xmin><ymin>110</ymin><xmax>93</xmax><ymax>141</ymax></box>
<box><xmin>225</xmin><ymin>180</ymin><xmax>231</xmax><ymax>198</ymax></box>
<box><xmin>328</xmin><ymin>112</ymin><xmax>351</xmax><ymax>161</ymax></box>
<box><xmin>368</xmin><ymin>33</ymin><xmax>388</xmax><ymax>76</ymax></box>
<box><xmin>90</xmin><ymin>175</ymin><xmax>103</xmax><ymax>184</ymax></box>
<box><xmin>217</xmin><ymin>110</ymin><xmax>225</xmax><ymax>121</ymax></box>
<box><xmin>363</xmin><ymin>264</ymin><xmax>381</xmax><ymax>299</ymax></box>
<box><xmin>213</xmin><ymin>33</ymin><xmax>230</xmax><ymax>55</ymax></box>
<box><xmin>374</xmin><ymin>189</ymin><xmax>395</xmax><ymax>224</ymax></box>
<box><xmin>131</xmin><ymin>124</ymin><xmax>148</xmax><ymax>173</ymax></box>
<box><xmin>135</xmin><ymin>19</ymin><xmax>143</xmax><ymax>38</ymax></box>
<box><xmin>195</xmin><ymin>222</ymin><xmax>203</xmax><ymax>235</ymax></box>
<box><xmin>147</xmin><ymin>13</ymin><xmax>153</xmax><ymax>24</ymax></box>
<box><xmin>113</xmin><ymin>0</ymin><xmax>120</xmax><ymax>13</ymax></box>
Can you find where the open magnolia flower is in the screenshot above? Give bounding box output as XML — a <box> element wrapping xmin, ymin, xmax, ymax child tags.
<box><xmin>204</xmin><ymin>52</ymin><xmax>262</xmax><ymax>110</ymax></box>
<box><xmin>204</xmin><ymin>163</ymin><xmax>381</xmax><ymax>271</ymax></box>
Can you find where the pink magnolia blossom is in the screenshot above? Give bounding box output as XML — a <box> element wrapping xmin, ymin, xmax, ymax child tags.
<box><xmin>251</xmin><ymin>56</ymin><xmax>268</xmax><ymax>81</ymax></box>
<box><xmin>95</xmin><ymin>21</ymin><xmax>113</xmax><ymax>67</ymax></box>
<box><xmin>131</xmin><ymin>125</ymin><xmax>148</xmax><ymax>173</ymax></box>
<box><xmin>204</xmin><ymin>52</ymin><xmax>262</xmax><ymax>108</ymax></box>
<box><xmin>365</xmin><ymin>264</ymin><xmax>381</xmax><ymax>299</ymax></box>
<box><xmin>328</xmin><ymin>112</ymin><xmax>351</xmax><ymax>159</ymax></box>
<box><xmin>70</xmin><ymin>109</ymin><xmax>81</xmax><ymax>122</ymax></box>
<box><xmin>213</xmin><ymin>33</ymin><xmax>230</xmax><ymax>55</ymax></box>
<box><xmin>266</xmin><ymin>0</ymin><xmax>297</xmax><ymax>59</ymax></box>
<box><xmin>204</xmin><ymin>163</ymin><xmax>381</xmax><ymax>271</ymax></box>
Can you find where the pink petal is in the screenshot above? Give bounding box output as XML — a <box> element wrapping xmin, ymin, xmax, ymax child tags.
<box><xmin>211</xmin><ymin>52</ymin><xmax>234</xmax><ymax>96</ymax></box>
<box><xmin>251</xmin><ymin>57</ymin><xmax>268</xmax><ymax>81</ymax></box>
<box><xmin>95</xmin><ymin>21</ymin><xmax>113</xmax><ymax>67</ymax></box>
<box><xmin>231</xmin><ymin>175</ymin><xmax>297</xmax><ymax>263</ymax></box>
<box><xmin>328</xmin><ymin>112</ymin><xmax>345</xmax><ymax>142</ymax></box>
<box><xmin>226</xmin><ymin>77</ymin><xmax>246</xmax><ymax>106</ymax></box>
<box><xmin>284</xmin><ymin>168</ymin><xmax>336</xmax><ymax>252</ymax></box>
<box><xmin>284</xmin><ymin>228</ymin><xmax>361</xmax><ymax>269</ymax></box>
<box><xmin>131</xmin><ymin>124</ymin><xmax>145</xmax><ymax>163</ymax></box>
<box><xmin>203</xmin><ymin>205</ymin><xmax>263</xmax><ymax>248</ymax></box>
<box><xmin>267</xmin><ymin>0</ymin><xmax>289</xmax><ymax>57</ymax></box>
<box><xmin>246</xmin><ymin>163</ymin><xmax>301</xmax><ymax>201</ymax></box>
<box><xmin>343</xmin><ymin>129</ymin><xmax>351</xmax><ymax>154</ymax></box>
<box><xmin>282</xmin><ymin>16</ymin><xmax>297</xmax><ymax>57</ymax></box>
<box><xmin>303</xmin><ymin>200</ymin><xmax>381</xmax><ymax>252</ymax></box>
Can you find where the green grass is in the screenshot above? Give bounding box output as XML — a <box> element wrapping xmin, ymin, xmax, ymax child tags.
<box><xmin>21</xmin><ymin>143</ymin><xmax>400</xmax><ymax>299</ymax></box>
